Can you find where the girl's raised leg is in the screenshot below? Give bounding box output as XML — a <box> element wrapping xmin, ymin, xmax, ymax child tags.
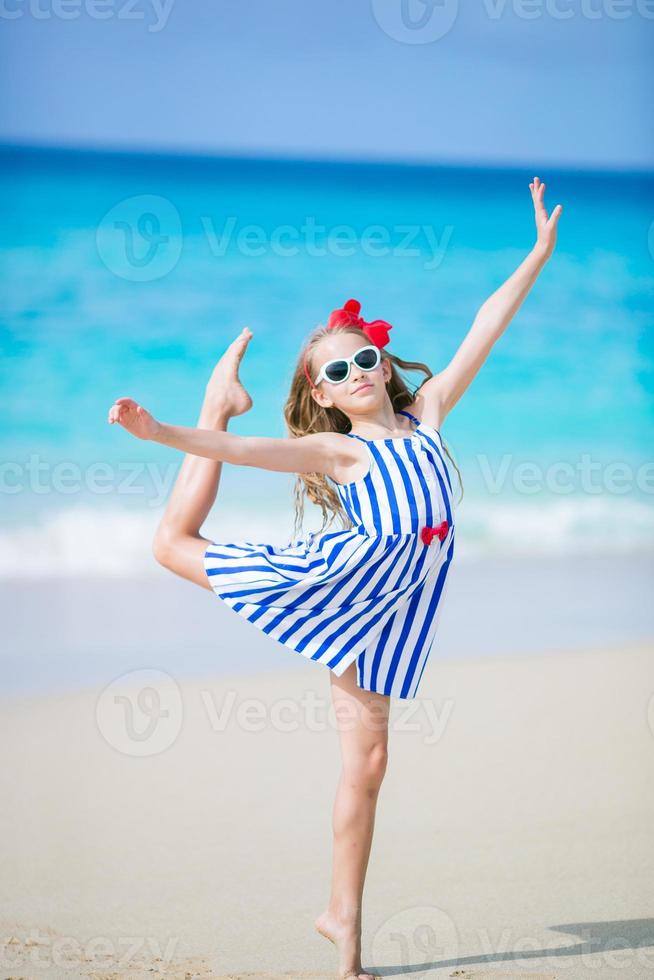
<box><xmin>152</xmin><ymin>327</ymin><xmax>253</xmax><ymax>589</ymax></box>
<box><xmin>315</xmin><ymin>662</ymin><xmax>388</xmax><ymax>980</ymax></box>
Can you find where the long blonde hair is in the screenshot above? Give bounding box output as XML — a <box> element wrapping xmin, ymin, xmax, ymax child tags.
<box><xmin>284</xmin><ymin>325</ymin><xmax>464</xmax><ymax>539</ymax></box>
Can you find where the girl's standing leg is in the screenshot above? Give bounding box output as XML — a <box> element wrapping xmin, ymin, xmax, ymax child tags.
<box><xmin>152</xmin><ymin>327</ymin><xmax>253</xmax><ymax>588</ymax></box>
<box><xmin>315</xmin><ymin>662</ymin><xmax>388</xmax><ymax>980</ymax></box>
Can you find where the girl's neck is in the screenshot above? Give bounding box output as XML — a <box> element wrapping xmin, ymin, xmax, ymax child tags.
<box><xmin>347</xmin><ymin>408</ymin><xmax>410</xmax><ymax>439</ymax></box>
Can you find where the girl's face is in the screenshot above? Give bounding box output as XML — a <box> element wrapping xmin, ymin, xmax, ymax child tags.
<box><xmin>309</xmin><ymin>333</ymin><xmax>391</xmax><ymax>413</ymax></box>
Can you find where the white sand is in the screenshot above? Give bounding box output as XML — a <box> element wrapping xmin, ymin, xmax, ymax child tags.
<box><xmin>1</xmin><ymin>642</ymin><xmax>653</xmax><ymax>979</ymax></box>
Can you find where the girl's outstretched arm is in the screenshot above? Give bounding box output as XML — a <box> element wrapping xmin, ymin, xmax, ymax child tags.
<box><xmin>419</xmin><ymin>176</ymin><xmax>563</xmax><ymax>424</ymax></box>
<box><xmin>107</xmin><ymin>397</ymin><xmax>349</xmax><ymax>477</ymax></box>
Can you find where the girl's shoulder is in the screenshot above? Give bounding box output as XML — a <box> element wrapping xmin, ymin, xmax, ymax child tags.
<box><xmin>318</xmin><ymin>430</ymin><xmax>370</xmax><ymax>487</ymax></box>
<box><xmin>405</xmin><ymin>381</ymin><xmax>447</xmax><ymax>432</ymax></box>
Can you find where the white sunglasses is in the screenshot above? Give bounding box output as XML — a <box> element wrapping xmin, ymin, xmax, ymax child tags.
<box><xmin>313</xmin><ymin>344</ymin><xmax>382</xmax><ymax>386</ymax></box>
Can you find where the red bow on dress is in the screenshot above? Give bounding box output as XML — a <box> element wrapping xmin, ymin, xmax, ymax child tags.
<box><xmin>302</xmin><ymin>298</ymin><xmax>393</xmax><ymax>388</ymax></box>
<box><xmin>421</xmin><ymin>520</ymin><xmax>449</xmax><ymax>545</ymax></box>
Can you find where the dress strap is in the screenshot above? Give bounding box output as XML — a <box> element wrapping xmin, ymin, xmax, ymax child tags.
<box><xmin>345</xmin><ymin>431</ymin><xmax>367</xmax><ymax>442</ymax></box>
<box><xmin>399</xmin><ymin>409</ymin><xmax>419</xmax><ymax>424</ymax></box>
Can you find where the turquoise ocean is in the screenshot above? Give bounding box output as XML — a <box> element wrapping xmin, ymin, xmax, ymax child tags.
<box><xmin>1</xmin><ymin>146</ymin><xmax>653</xmax><ymax>578</ymax></box>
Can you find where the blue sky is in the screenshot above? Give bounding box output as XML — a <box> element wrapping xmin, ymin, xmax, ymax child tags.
<box><xmin>0</xmin><ymin>0</ymin><xmax>652</xmax><ymax>169</ymax></box>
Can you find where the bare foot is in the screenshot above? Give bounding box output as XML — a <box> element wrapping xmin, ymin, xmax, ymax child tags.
<box><xmin>204</xmin><ymin>326</ymin><xmax>254</xmax><ymax>418</ymax></box>
<box><xmin>315</xmin><ymin>910</ymin><xmax>380</xmax><ymax>980</ymax></box>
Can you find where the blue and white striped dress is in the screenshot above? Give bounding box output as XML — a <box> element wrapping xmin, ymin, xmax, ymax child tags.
<box><xmin>204</xmin><ymin>409</ymin><xmax>456</xmax><ymax>699</ymax></box>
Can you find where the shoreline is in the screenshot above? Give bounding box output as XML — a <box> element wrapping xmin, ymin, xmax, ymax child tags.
<box><xmin>3</xmin><ymin>550</ymin><xmax>653</xmax><ymax>699</ymax></box>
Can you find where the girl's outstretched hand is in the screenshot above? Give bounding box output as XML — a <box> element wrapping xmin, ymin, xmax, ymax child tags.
<box><xmin>107</xmin><ymin>397</ymin><xmax>160</xmax><ymax>440</ymax></box>
<box><xmin>530</xmin><ymin>176</ymin><xmax>563</xmax><ymax>259</ymax></box>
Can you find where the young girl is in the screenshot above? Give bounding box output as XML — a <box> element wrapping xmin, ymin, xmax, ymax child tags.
<box><xmin>108</xmin><ymin>176</ymin><xmax>561</xmax><ymax>980</ymax></box>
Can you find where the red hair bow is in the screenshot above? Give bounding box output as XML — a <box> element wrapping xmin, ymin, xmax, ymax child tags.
<box><xmin>303</xmin><ymin>298</ymin><xmax>393</xmax><ymax>388</ymax></box>
<box><xmin>421</xmin><ymin>520</ymin><xmax>449</xmax><ymax>545</ymax></box>
<box><xmin>326</xmin><ymin>299</ymin><xmax>393</xmax><ymax>349</ymax></box>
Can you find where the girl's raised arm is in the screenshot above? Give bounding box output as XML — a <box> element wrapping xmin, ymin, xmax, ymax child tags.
<box><xmin>418</xmin><ymin>176</ymin><xmax>563</xmax><ymax>426</ymax></box>
<box><xmin>107</xmin><ymin>397</ymin><xmax>348</xmax><ymax>477</ymax></box>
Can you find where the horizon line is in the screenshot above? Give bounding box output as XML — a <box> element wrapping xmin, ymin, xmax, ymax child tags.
<box><xmin>1</xmin><ymin>139</ymin><xmax>653</xmax><ymax>180</ymax></box>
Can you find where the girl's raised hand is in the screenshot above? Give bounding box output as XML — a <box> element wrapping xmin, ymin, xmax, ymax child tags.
<box><xmin>107</xmin><ymin>397</ymin><xmax>160</xmax><ymax>440</ymax></box>
<box><xmin>530</xmin><ymin>176</ymin><xmax>563</xmax><ymax>259</ymax></box>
